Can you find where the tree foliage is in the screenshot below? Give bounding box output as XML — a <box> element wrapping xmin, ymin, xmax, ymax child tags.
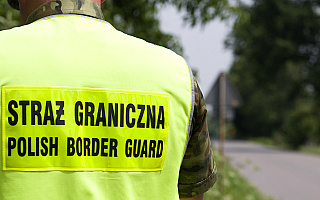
<box><xmin>161</xmin><ymin>0</ymin><xmax>230</xmax><ymax>26</ymax></box>
<box><xmin>101</xmin><ymin>0</ymin><xmax>183</xmax><ymax>54</ymax></box>
<box><xmin>101</xmin><ymin>0</ymin><xmax>232</xmax><ymax>53</ymax></box>
<box><xmin>0</xmin><ymin>0</ymin><xmax>20</xmax><ymax>30</ymax></box>
<box><xmin>228</xmin><ymin>0</ymin><xmax>320</xmax><ymax>148</ymax></box>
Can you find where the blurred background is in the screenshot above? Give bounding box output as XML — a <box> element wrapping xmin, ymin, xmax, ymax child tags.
<box><xmin>2</xmin><ymin>0</ymin><xmax>320</xmax><ymax>199</ymax></box>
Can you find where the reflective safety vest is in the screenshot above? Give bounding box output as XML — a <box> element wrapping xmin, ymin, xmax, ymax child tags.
<box><xmin>0</xmin><ymin>15</ymin><xmax>194</xmax><ymax>200</ymax></box>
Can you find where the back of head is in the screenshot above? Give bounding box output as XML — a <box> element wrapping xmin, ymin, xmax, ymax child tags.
<box><xmin>7</xmin><ymin>0</ymin><xmax>105</xmax><ymax>24</ymax></box>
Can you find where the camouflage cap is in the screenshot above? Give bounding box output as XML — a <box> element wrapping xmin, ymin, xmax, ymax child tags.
<box><xmin>8</xmin><ymin>0</ymin><xmax>19</xmax><ymax>10</ymax></box>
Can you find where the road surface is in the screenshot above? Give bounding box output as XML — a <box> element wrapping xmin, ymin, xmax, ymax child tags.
<box><xmin>212</xmin><ymin>140</ymin><xmax>320</xmax><ymax>200</ymax></box>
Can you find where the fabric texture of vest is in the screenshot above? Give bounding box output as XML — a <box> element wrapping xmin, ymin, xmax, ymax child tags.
<box><xmin>0</xmin><ymin>15</ymin><xmax>194</xmax><ymax>200</ymax></box>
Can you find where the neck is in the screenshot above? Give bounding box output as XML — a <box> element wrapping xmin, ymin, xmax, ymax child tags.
<box><xmin>90</xmin><ymin>0</ymin><xmax>101</xmax><ymax>6</ymax></box>
<box><xmin>19</xmin><ymin>0</ymin><xmax>101</xmax><ymax>24</ymax></box>
<box><xmin>19</xmin><ymin>0</ymin><xmax>48</xmax><ymax>24</ymax></box>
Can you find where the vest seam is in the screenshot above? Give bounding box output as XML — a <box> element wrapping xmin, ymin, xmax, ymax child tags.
<box><xmin>31</xmin><ymin>14</ymin><xmax>114</xmax><ymax>29</ymax></box>
<box><xmin>185</xmin><ymin>64</ymin><xmax>195</xmax><ymax>154</ymax></box>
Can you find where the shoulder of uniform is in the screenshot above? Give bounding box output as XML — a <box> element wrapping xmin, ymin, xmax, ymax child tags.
<box><xmin>0</xmin><ymin>23</ymin><xmax>34</xmax><ymax>39</ymax></box>
<box><xmin>0</xmin><ymin>26</ymin><xmax>24</xmax><ymax>45</ymax></box>
<box><xmin>112</xmin><ymin>28</ymin><xmax>185</xmax><ymax>62</ymax></box>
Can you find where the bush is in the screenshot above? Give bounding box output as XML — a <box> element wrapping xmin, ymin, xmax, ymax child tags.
<box><xmin>282</xmin><ymin>99</ymin><xmax>320</xmax><ymax>149</ymax></box>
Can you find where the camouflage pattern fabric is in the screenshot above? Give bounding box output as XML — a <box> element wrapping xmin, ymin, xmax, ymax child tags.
<box><xmin>178</xmin><ymin>79</ymin><xmax>217</xmax><ymax>198</ymax></box>
<box><xmin>25</xmin><ymin>0</ymin><xmax>104</xmax><ymax>24</ymax></box>
<box><xmin>7</xmin><ymin>0</ymin><xmax>19</xmax><ymax>10</ymax></box>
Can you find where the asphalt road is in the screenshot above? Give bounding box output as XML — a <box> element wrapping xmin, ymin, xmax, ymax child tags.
<box><xmin>212</xmin><ymin>140</ymin><xmax>320</xmax><ymax>200</ymax></box>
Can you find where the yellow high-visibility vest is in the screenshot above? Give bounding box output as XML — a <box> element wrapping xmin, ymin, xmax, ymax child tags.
<box><xmin>0</xmin><ymin>15</ymin><xmax>194</xmax><ymax>200</ymax></box>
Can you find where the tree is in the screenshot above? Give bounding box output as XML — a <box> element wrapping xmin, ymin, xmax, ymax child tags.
<box><xmin>101</xmin><ymin>0</ymin><xmax>183</xmax><ymax>54</ymax></box>
<box><xmin>102</xmin><ymin>0</ymin><xmax>232</xmax><ymax>53</ymax></box>
<box><xmin>228</xmin><ymin>0</ymin><xmax>320</xmax><ymax>148</ymax></box>
<box><xmin>0</xmin><ymin>0</ymin><xmax>20</xmax><ymax>30</ymax></box>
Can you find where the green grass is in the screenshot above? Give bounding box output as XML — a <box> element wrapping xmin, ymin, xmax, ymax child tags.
<box><xmin>299</xmin><ymin>146</ymin><xmax>320</xmax><ymax>156</ymax></box>
<box><xmin>250</xmin><ymin>137</ymin><xmax>320</xmax><ymax>156</ymax></box>
<box><xmin>204</xmin><ymin>150</ymin><xmax>272</xmax><ymax>200</ymax></box>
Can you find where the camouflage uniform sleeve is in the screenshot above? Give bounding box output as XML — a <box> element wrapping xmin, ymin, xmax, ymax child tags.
<box><xmin>178</xmin><ymin>78</ymin><xmax>217</xmax><ymax>198</ymax></box>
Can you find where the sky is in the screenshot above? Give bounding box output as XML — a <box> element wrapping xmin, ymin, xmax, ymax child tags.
<box><xmin>158</xmin><ymin>5</ymin><xmax>234</xmax><ymax>97</ymax></box>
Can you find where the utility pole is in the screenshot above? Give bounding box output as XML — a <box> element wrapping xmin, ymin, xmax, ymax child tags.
<box><xmin>205</xmin><ymin>71</ymin><xmax>243</xmax><ymax>196</ymax></box>
<box><xmin>219</xmin><ymin>73</ymin><xmax>226</xmax><ymax>193</ymax></box>
<box><xmin>219</xmin><ymin>73</ymin><xmax>226</xmax><ymax>157</ymax></box>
